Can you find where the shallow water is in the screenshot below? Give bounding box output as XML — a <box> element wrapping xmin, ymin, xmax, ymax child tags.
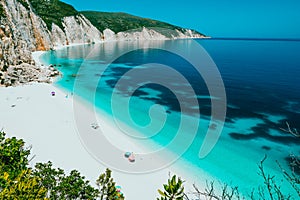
<box><xmin>42</xmin><ymin>39</ymin><xmax>300</xmax><ymax>197</ymax></box>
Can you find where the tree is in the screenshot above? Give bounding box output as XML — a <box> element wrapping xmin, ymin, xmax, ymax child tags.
<box><xmin>0</xmin><ymin>130</ymin><xmax>48</xmax><ymax>198</ymax></box>
<box><xmin>0</xmin><ymin>131</ymin><xmax>31</xmax><ymax>179</ymax></box>
<box><xmin>33</xmin><ymin>161</ymin><xmax>65</xmax><ymax>199</ymax></box>
<box><xmin>189</xmin><ymin>156</ymin><xmax>300</xmax><ymax>200</ymax></box>
<box><xmin>0</xmin><ymin>169</ymin><xmax>48</xmax><ymax>199</ymax></box>
<box><xmin>34</xmin><ymin>162</ymin><xmax>99</xmax><ymax>199</ymax></box>
<box><xmin>57</xmin><ymin>170</ymin><xmax>99</xmax><ymax>199</ymax></box>
<box><xmin>280</xmin><ymin>122</ymin><xmax>299</xmax><ymax>138</ymax></box>
<box><xmin>187</xmin><ymin>123</ymin><xmax>300</xmax><ymax>200</ymax></box>
<box><xmin>0</xmin><ymin>131</ymin><xmax>125</xmax><ymax>199</ymax></box>
<box><xmin>191</xmin><ymin>181</ymin><xmax>242</xmax><ymax>200</ymax></box>
<box><xmin>157</xmin><ymin>175</ymin><xmax>185</xmax><ymax>200</ymax></box>
<box><xmin>97</xmin><ymin>168</ymin><xmax>124</xmax><ymax>200</ymax></box>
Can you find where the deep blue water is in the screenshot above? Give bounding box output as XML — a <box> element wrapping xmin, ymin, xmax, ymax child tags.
<box><xmin>42</xmin><ymin>39</ymin><xmax>300</xmax><ymax>197</ymax></box>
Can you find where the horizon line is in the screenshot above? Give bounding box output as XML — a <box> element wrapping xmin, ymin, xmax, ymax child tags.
<box><xmin>207</xmin><ymin>37</ymin><xmax>300</xmax><ymax>42</ymax></box>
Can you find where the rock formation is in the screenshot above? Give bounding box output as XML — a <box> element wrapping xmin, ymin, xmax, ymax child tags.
<box><xmin>0</xmin><ymin>0</ymin><xmax>53</xmax><ymax>86</ymax></box>
<box><xmin>0</xmin><ymin>0</ymin><xmax>207</xmax><ymax>86</ymax></box>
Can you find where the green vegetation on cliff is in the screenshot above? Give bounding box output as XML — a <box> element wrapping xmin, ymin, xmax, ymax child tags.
<box><xmin>0</xmin><ymin>3</ymin><xmax>5</xmax><ymax>19</ymax></box>
<box><xmin>28</xmin><ymin>0</ymin><xmax>78</xmax><ymax>30</ymax></box>
<box><xmin>27</xmin><ymin>0</ymin><xmax>204</xmax><ymax>36</ymax></box>
<box><xmin>17</xmin><ymin>0</ymin><xmax>30</xmax><ymax>9</ymax></box>
<box><xmin>81</xmin><ymin>11</ymin><xmax>190</xmax><ymax>33</ymax></box>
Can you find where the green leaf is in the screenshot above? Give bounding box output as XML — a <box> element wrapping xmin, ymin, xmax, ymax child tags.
<box><xmin>157</xmin><ymin>174</ymin><xmax>185</xmax><ymax>200</ymax></box>
<box><xmin>158</xmin><ymin>189</ymin><xmax>165</xmax><ymax>197</ymax></box>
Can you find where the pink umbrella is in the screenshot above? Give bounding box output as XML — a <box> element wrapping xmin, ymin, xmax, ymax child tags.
<box><xmin>128</xmin><ymin>154</ymin><xmax>135</xmax><ymax>162</ymax></box>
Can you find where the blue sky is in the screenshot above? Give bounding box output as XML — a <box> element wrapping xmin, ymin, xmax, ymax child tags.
<box><xmin>62</xmin><ymin>0</ymin><xmax>300</xmax><ymax>38</ymax></box>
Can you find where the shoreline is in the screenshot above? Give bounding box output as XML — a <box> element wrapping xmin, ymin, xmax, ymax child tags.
<box><xmin>0</xmin><ymin>83</ymin><xmax>172</xmax><ymax>199</ymax></box>
<box><xmin>8</xmin><ymin>38</ymin><xmax>295</xmax><ymax>199</ymax></box>
<box><xmin>24</xmin><ymin>38</ymin><xmax>300</xmax><ymax>199</ymax></box>
<box><xmin>0</xmin><ymin>43</ymin><xmax>208</xmax><ymax>199</ymax></box>
<box><xmin>31</xmin><ymin>35</ymin><xmax>210</xmax><ymax>71</ymax></box>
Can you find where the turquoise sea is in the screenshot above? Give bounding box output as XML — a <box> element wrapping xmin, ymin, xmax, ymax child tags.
<box><xmin>41</xmin><ymin>39</ymin><xmax>300</xmax><ymax>197</ymax></box>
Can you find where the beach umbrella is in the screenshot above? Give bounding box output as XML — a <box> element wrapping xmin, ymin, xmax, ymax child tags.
<box><xmin>51</xmin><ymin>91</ymin><xmax>55</xmax><ymax>96</ymax></box>
<box><xmin>128</xmin><ymin>154</ymin><xmax>135</xmax><ymax>162</ymax></box>
<box><xmin>116</xmin><ymin>185</ymin><xmax>121</xmax><ymax>192</ymax></box>
<box><xmin>124</xmin><ymin>152</ymin><xmax>131</xmax><ymax>158</ymax></box>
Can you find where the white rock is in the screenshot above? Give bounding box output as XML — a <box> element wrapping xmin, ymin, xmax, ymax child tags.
<box><xmin>103</xmin><ymin>29</ymin><xmax>116</xmax><ymax>41</ymax></box>
<box><xmin>62</xmin><ymin>15</ymin><xmax>102</xmax><ymax>44</ymax></box>
<box><xmin>51</xmin><ymin>23</ymin><xmax>68</xmax><ymax>47</ymax></box>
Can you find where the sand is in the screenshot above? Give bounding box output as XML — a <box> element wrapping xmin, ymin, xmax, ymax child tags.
<box><xmin>0</xmin><ymin>83</ymin><xmax>171</xmax><ymax>198</ymax></box>
<box><xmin>0</xmin><ymin>50</ymin><xmax>205</xmax><ymax>199</ymax></box>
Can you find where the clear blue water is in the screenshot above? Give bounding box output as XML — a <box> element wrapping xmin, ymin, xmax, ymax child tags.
<box><xmin>41</xmin><ymin>39</ymin><xmax>300</xmax><ymax>197</ymax></box>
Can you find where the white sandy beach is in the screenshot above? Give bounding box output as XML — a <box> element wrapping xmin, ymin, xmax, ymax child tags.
<box><xmin>0</xmin><ymin>83</ymin><xmax>168</xmax><ymax>199</ymax></box>
<box><xmin>0</xmin><ymin>51</ymin><xmax>207</xmax><ymax>199</ymax></box>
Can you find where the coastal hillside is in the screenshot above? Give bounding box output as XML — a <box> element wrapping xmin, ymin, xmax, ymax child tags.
<box><xmin>0</xmin><ymin>0</ymin><xmax>206</xmax><ymax>86</ymax></box>
<box><xmin>81</xmin><ymin>11</ymin><xmax>204</xmax><ymax>38</ymax></box>
<box><xmin>28</xmin><ymin>0</ymin><xmax>205</xmax><ymax>40</ymax></box>
<box><xmin>28</xmin><ymin>0</ymin><xmax>78</xmax><ymax>30</ymax></box>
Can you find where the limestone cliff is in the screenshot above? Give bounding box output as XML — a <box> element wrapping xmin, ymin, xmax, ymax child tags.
<box><xmin>0</xmin><ymin>0</ymin><xmax>207</xmax><ymax>86</ymax></box>
<box><xmin>0</xmin><ymin>0</ymin><xmax>102</xmax><ymax>86</ymax></box>
<box><xmin>52</xmin><ymin>15</ymin><xmax>102</xmax><ymax>47</ymax></box>
<box><xmin>102</xmin><ymin>27</ymin><xmax>205</xmax><ymax>42</ymax></box>
<box><xmin>0</xmin><ymin>0</ymin><xmax>53</xmax><ymax>85</ymax></box>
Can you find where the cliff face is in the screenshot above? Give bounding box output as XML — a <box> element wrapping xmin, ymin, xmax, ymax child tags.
<box><xmin>102</xmin><ymin>27</ymin><xmax>205</xmax><ymax>42</ymax></box>
<box><xmin>0</xmin><ymin>0</ymin><xmax>53</xmax><ymax>85</ymax></box>
<box><xmin>0</xmin><ymin>0</ymin><xmax>102</xmax><ymax>86</ymax></box>
<box><xmin>103</xmin><ymin>27</ymin><xmax>167</xmax><ymax>41</ymax></box>
<box><xmin>0</xmin><ymin>0</ymin><xmax>206</xmax><ymax>86</ymax></box>
<box><xmin>52</xmin><ymin>15</ymin><xmax>102</xmax><ymax>47</ymax></box>
<box><xmin>0</xmin><ymin>0</ymin><xmax>50</xmax><ymax>63</ymax></box>
<box><xmin>0</xmin><ymin>0</ymin><xmax>103</xmax><ymax>60</ymax></box>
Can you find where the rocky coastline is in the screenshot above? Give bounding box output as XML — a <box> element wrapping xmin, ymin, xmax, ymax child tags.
<box><xmin>0</xmin><ymin>0</ymin><xmax>207</xmax><ymax>87</ymax></box>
